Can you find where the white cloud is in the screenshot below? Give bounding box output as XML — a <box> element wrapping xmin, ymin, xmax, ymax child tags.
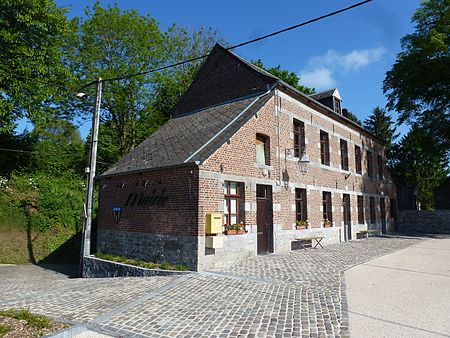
<box><xmin>300</xmin><ymin>47</ymin><xmax>387</xmax><ymax>91</ymax></box>
<box><xmin>300</xmin><ymin>68</ymin><xmax>335</xmax><ymax>90</ymax></box>
<box><xmin>307</xmin><ymin>47</ymin><xmax>386</xmax><ymax>72</ymax></box>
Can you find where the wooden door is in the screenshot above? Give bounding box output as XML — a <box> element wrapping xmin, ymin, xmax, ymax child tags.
<box><xmin>256</xmin><ymin>185</ymin><xmax>271</xmax><ymax>254</ymax></box>
<box><xmin>343</xmin><ymin>194</ymin><xmax>351</xmax><ymax>240</ymax></box>
<box><xmin>380</xmin><ymin>198</ymin><xmax>387</xmax><ymax>234</ymax></box>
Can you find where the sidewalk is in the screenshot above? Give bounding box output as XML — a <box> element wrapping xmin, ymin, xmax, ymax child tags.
<box><xmin>345</xmin><ymin>238</ymin><xmax>450</xmax><ymax>337</ymax></box>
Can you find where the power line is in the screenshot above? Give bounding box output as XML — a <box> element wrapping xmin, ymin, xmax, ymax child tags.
<box><xmin>102</xmin><ymin>0</ymin><xmax>373</xmax><ymax>83</ymax></box>
<box><xmin>0</xmin><ymin>148</ymin><xmax>32</xmax><ymax>153</ymax></box>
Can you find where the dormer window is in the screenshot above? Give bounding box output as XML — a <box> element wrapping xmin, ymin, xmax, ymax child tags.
<box><xmin>334</xmin><ymin>98</ymin><xmax>342</xmax><ymax>114</ymax></box>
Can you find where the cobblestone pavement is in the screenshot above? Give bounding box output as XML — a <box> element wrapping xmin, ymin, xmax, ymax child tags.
<box><xmin>0</xmin><ymin>236</ymin><xmax>422</xmax><ymax>337</ymax></box>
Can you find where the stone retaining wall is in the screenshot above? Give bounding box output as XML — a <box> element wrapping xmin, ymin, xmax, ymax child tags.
<box><xmin>398</xmin><ymin>210</ymin><xmax>450</xmax><ymax>233</ymax></box>
<box><xmin>97</xmin><ymin>229</ymin><xmax>198</xmax><ymax>270</ymax></box>
<box><xmin>82</xmin><ymin>256</ymin><xmax>192</xmax><ymax>278</ymax></box>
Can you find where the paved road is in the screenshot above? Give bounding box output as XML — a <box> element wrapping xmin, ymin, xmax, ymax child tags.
<box><xmin>345</xmin><ymin>237</ymin><xmax>450</xmax><ymax>338</ymax></box>
<box><xmin>1</xmin><ymin>235</ymin><xmax>446</xmax><ymax>337</ymax></box>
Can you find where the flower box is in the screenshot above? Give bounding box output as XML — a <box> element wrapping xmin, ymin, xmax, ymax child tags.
<box><xmin>295</xmin><ymin>225</ymin><xmax>307</xmax><ymax>230</ymax></box>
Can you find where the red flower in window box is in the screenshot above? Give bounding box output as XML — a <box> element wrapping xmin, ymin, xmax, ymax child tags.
<box><xmin>224</xmin><ymin>223</ymin><xmax>247</xmax><ymax>235</ymax></box>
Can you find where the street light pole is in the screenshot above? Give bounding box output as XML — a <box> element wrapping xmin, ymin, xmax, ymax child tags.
<box><xmin>80</xmin><ymin>78</ymin><xmax>103</xmax><ymax>275</ymax></box>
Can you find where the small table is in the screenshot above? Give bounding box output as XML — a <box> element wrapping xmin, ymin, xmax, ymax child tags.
<box><xmin>293</xmin><ymin>236</ymin><xmax>325</xmax><ymax>251</ymax></box>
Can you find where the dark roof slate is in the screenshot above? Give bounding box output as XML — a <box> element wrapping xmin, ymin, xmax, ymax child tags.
<box><xmin>102</xmin><ymin>94</ymin><xmax>272</xmax><ymax>176</ymax></box>
<box><xmin>309</xmin><ymin>89</ymin><xmax>338</xmax><ymax>101</ymax></box>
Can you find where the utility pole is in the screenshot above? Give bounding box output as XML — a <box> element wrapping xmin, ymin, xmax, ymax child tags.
<box><xmin>80</xmin><ymin>78</ymin><xmax>103</xmax><ymax>275</ymax></box>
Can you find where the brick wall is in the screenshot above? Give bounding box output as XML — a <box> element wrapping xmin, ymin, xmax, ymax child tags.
<box><xmin>96</xmin><ymin>165</ymin><xmax>200</xmax><ymax>269</ymax></box>
<box><xmin>198</xmin><ymin>89</ymin><xmax>397</xmax><ymax>263</ymax></box>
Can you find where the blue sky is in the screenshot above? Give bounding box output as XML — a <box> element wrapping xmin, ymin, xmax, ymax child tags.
<box><xmin>53</xmin><ymin>0</ymin><xmax>421</xmax><ymax>137</ymax></box>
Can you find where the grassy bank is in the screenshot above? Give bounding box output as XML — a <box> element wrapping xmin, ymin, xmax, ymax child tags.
<box><xmin>0</xmin><ymin>173</ymin><xmax>85</xmax><ymax>264</ymax></box>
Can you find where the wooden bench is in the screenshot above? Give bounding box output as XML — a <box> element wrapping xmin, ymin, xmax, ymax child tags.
<box><xmin>356</xmin><ymin>229</ymin><xmax>378</xmax><ymax>239</ymax></box>
<box><xmin>293</xmin><ymin>236</ymin><xmax>325</xmax><ymax>251</ymax></box>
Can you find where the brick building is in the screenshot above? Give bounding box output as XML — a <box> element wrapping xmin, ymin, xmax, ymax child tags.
<box><xmin>97</xmin><ymin>44</ymin><xmax>397</xmax><ymax>271</ymax></box>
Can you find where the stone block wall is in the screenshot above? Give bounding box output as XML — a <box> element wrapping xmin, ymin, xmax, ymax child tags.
<box><xmin>97</xmin><ymin>230</ymin><xmax>198</xmax><ymax>270</ymax></box>
<box><xmin>398</xmin><ymin>210</ymin><xmax>450</xmax><ymax>233</ymax></box>
<box><xmin>83</xmin><ymin>256</ymin><xmax>192</xmax><ymax>278</ymax></box>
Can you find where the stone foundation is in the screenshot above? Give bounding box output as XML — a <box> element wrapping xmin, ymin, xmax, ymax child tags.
<box><xmin>82</xmin><ymin>256</ymin><xmax>192</xmax><ymax>278</ymax></box>
<box><xmin>197</xmin><ymin>233</ymin><xmax>257</xmax><ymax>271</ymax></box>
<box><xmin>97</xmin><ymin>229</ymin><xmax>198</xmax><ymax>270</ymax></box>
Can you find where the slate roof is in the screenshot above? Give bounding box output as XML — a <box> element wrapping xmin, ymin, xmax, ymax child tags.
<box><xmin>310</xmin><ymin>89</ymin><xmax>339</xmax><ymax>101</ymax></box>
<box><xmin>102</xmin><ymin>94</ymin><xmax>272</xmax><ymax>176</ymax></box>
<box><xmin>101</xmin><ymin>44</ymin><xmax>383</xmax><ymax>177</ymax></box>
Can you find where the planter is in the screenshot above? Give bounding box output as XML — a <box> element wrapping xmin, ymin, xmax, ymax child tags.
<box><xmin>224</xmin><ymin>229</ymin><xmax>246</xmax><ymax>235</ymax></box>
<box><xmin>295</xmin><ymin>225</ymin><xmax>307</xmax><ymax>230</ymax></box>
<box><xmin>323</xmin><ymin>223</ymin><xmax>332</xmax><ymax>228</ymax></box>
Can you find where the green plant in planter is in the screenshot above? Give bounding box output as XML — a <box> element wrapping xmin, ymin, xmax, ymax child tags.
<box><xmin>224</xmin><ymin>222</ymin><xmax>247</xmax><ymax>234</ymax></box>
<box><xmin>323</xmin><ymin>219</ymin><xmax>332</xmax><ymax>227</ymax></box>
<box><xmin>295</xmin><ymin>219</ymin><xmax>309</xmax><ymax>229</ymax></box>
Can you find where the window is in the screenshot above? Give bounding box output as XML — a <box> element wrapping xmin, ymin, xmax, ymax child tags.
<box><xmin>322</xmin><ymin>191</ymin><xmax>332</xmax><ymax>223</ymax></box>
<box><xmin>340</xmin><ymin>139</ymin><xmax>349</xmax><ymax>170</ymax></box>
<box><xmin>334</xmin><ymin>98</ymin><xmax>342</xmax><ymax>114</ymax></box>
<box><xmin>320</xmin><ymin>131</ymin><xmax>330</xmax><ymax>166</ymax></box>
<box><xmin>377</xmin><ymin>155</ymin><xmax>383</xmax><ymax>179</ymax></box>
<box><xmin>224</xmin><ymin>182</ymin><xmax>242</xmax><ymax>225</ymax></box>
<box><xmin>355</xmin><ymin>145</ymin><xmax>362</xmax><ymax>174</ymax></box>
<box><xmin>367</xmin><ymin>151</ymin><xmax>374</xmax><ymax>178</ymax></box>
<box><xmin>295</xmin><ymin>188</ymin><xmax>307</xmax><ymax>222</ymax></box>
<box><xmin>293</xmin><ymin>120</ymin><xmax>306</xmax><ymax>158</ymax></box>
<box><xmin>369</xmin><ymin>197</ymin><xmax>376</xmax><ymax>224</ymax></box>
<box><xmin>357</xmin><ymin>196</ymin><xmax>364</xmax><ymax>224</ymax></box>
<box><xmin>256</xmin><ymin>134</ymin><xmax>270</xmax><ymax>165</ymax></box>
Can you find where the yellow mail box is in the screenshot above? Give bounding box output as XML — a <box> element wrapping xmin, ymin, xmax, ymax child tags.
<box><xmin>205</xmin><ymin>212</ymin><xmax>223</xmax><ymax>234</ymax></box>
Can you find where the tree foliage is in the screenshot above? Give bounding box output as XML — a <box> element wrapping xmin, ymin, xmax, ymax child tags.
<box><xmin>0</xmin><ymin>0</ymin><xmax>71</xmax><ymax>132</ymax></box>
<box><xmin>29</xmin><ymin>120</ymin><xmax>85</xmax><ymax>175</ymax></box>
<box><xmin>252</xmin><ymin>59</ymin><xmax>315</xmax><ymax>95</ymax></box>
<box><xmin>65</xmin><ymin>4</ymin><xmax>223</xmax><ymax>170</ymax></box>
<box><xmin>383</xmin><ymin>0</ymin><xmax>450</xmax><ymax>148</ymax></box>
<box><xmin>363</xmin><ymin>106</ymin><xmax>398</xmax><ymax>166</ymax></box>
<box><xmin>342</xmin><ymin>109</ymin><xmax>362</xmax><ymax>125</ymax></box>
<box><xmin>391</xmin><ymin>125</ymin><xmax>448</xmax><ymax>209</ymax></box>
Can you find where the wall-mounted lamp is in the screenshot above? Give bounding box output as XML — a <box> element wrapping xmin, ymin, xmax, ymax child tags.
<box><xmin>285</xmin><ymin>148</ymin><xmax>310</xmax><ymax>175</ymax></box>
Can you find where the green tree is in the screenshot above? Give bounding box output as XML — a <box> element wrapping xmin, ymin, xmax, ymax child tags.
<box><xmin>383</xmin><ymin>0</ymin><xmax>450</xmax><ymax>148</ymax></box>
<box><xmin>364</xmin><ymin>106</ymin><xmax>398</xmax><ymax>166</ymax></box>
<box><xmin>0</xmin><ymin>0</ymin><xmax>71</xmax><ymax>132</ymax></box>
<box><xmin>66</xmin><ymin>4</ymin><xmax>222</xmax><ymax>170</ymax></box>
<box><xmin>342</xmin><ymin>109</ymin><xmax>362</xmax><ymax>125</ymax></box>
<box><xmin>29</xmin><ymin>120</ymin><xmax>85</xmax><ymax>175</ymax></box>
<box><xmin>252</xmin><ymin>59</ymin><xmax>315</xmax><ymax>95</ymax></box>
<box><xmin>65</xmin><ymin>3</ymin><xmax>167</xmax><ymax>157</ymax></box>
<box><xmin>391</xmin><ymin>125</ymin><xmax>448</xmax><ymax>209</ymax></box>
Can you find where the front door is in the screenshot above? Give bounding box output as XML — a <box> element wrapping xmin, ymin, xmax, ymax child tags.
<box><xmin>390</xmin><ymin>198</ymin><xmax>398</xmax><ymax>232</ymax></box>
<box><xmin>256</xmin><ymin>185</ymin><xmax>272</xmax><ymax>254</ymax></box>
<box><xmin>380</xmin><ymin>198</ymin><xmax>387</xmax><ymax>234</ymax></box>
<box><xmin>343</xmin><ymin>194</ymin><xmax>351</xmax><ymax>241</ymax></box>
